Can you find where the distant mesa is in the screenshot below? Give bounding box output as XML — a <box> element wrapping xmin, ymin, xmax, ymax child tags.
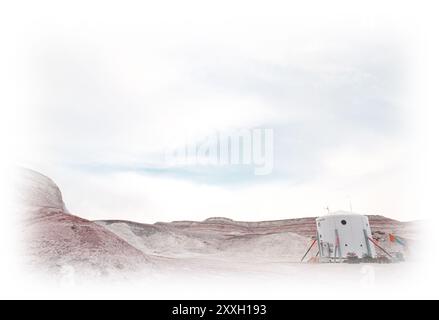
<box><xmin>203</xmin><ymin>217</ymin><xmax>235</xmax><ymax>223</ymax></box>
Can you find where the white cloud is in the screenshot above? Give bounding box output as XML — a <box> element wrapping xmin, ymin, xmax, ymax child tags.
<box><xmin>10</xmin><ymin>1</ymin><xmax>415</xmax><ymax>222</ymax></box>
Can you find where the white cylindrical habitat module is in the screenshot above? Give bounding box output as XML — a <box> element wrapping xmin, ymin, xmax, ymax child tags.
<box><xmin>316</xmin><ymin>211</ymin><xmax>376</xmax><ymax>260</ymax></box>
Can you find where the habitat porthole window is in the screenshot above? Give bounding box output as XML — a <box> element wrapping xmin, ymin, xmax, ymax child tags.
<box><xmin>341</xmin><ymin>220</ymin><xmax>347</xmax><ymax>225</ymax></box>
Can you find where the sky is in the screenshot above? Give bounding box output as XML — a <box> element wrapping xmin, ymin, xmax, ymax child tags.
<box><xmin>10</xmin><ymin>2</ymin><xmax>417</xmax><ymax>222</ymax></box>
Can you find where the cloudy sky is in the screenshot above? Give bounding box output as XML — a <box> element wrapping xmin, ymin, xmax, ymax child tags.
<box><xmin>12</xmin><ymin>2</ymin><xmax>416</xmax><ymax>222</ymax></box>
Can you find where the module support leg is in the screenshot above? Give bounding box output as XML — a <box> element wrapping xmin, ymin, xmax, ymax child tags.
<box><xmin>363</xmin><ymin>229</ymin><xmax>372</xmax><ymax>258</ymax></box>
<box><xmin>301</xmin><ymin>239</ymin><xmax>317</xmax><ymax>262</ymax></box>
<box><xmin>335</xmin><ymin>229</ymin><xmax>342</xmax><ymax>262</ymax></box>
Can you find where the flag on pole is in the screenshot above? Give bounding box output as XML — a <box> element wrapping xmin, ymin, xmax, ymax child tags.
<box><xmin>389</xmin><ymin>233</ymin><xmax>406</xmax><ymax>247</ymax></box>
<box><xmin>389</xmin><ymin>233</ymin><xmax>396</xmax><ymax>242</ymax></box>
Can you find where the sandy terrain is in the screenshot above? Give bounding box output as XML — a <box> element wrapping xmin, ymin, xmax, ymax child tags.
<box><xmin>14</xmin><ymin>168</ymin><xmax>420</xmax><ymax>281</ymax></box>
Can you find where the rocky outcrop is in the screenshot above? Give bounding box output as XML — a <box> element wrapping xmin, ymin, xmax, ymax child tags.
<box><xmin>15</xmin><ymin>169</ymin><xmax>153</xmax><ymax>278</ymax></box>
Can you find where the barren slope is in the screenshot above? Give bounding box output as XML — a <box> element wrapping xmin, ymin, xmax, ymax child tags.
<box><xmin>16</xmin><ymin>169</ymin><xmax>153</xmax><ymax>277</ymax></box>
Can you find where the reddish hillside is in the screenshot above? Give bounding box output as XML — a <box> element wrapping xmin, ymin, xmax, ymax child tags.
<box><xmin>162</xmin><ymin>215</ymin><xmax>415</xmax><ymax>239</ymax></box>
<box><xmin>16</xmin><ymin>169</ymin><xmax>153</xmax><ymax>277</ymax></box>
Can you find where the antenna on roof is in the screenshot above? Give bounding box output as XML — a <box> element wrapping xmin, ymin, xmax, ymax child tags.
<box><xmin>347</xmin><ymin>196</ymin><xmax>353</xmax><ymax>213</ymax></box>
<box><xmin>325</xmin><ymin>206</ymin><xmax>330</xmax><ymax>214</ymax></box>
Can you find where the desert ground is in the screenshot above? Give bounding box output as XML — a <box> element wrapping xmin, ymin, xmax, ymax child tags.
<box><xmin>13</xmin><ymin>168</ymin><xmax>420</xmax><ymax>285</ymax></box>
